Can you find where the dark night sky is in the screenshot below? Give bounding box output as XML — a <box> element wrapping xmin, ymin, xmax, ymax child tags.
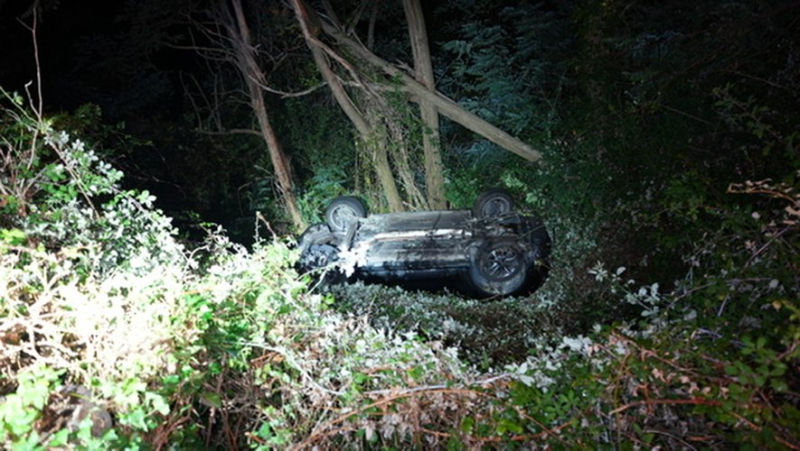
<box><xmin>1</xmin><ymin>0</ymin><xmax>214</xmax><ymax>226</ymax></box>
<box><xmin>1</xmin><ymin>1</ymin><xmax>123</xmax><ymax>100</ymax></box>
<box><xmin>2</xmin><ymin>0</ymin><xmax>200</xmax><ymax>122</ymax></box>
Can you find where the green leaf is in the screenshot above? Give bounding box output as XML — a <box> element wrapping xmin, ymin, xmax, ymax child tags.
<box><xmin>0</xmin><ymin>228</ymin><xmax>26</xmax><ymax>245</ymax></box>
<box><xmin>200</xmin><ymin>392</ymin><xmax>222</xmax><ymax>409</ymax></box>
<box><xmin>18</xmin><ymin>430</ymin><xmax>42</xmax><ymax>451</ymax></box>
<box><xmin>407</xmin><ymin>366</ymin><xmax>424</xmax><ymax>382</ymax></box>
<box><xmin>353</xmin><ymin>372</ymin><xmax>368</xmax><ymax>386</ymax></box>
<box><xmin>146</xmin><ymin>392</ymin><xmax>170</xmax><ymax>415</ymax></box>
<box><xmin>45</xmin><ymin>429</ymin><xmax>70</xmax><ymax>447</ymax></box>
<box><xmin>209</xmin><ymin>362</ymin><xmax>223</xmax><ymax>376</ymax></box>
<box><xmin>771</xmin><ymin>379</ymin><xmax>788</xmax><ymax>393</ymax></box>
<box><xmin>120</xmin><ymin>408</ymin><xmax>147</xmax><ymax>430</ymax></box>
<box><xmin>460</xmin><ymin>417</ymin><xmax>475</xmax><ymax>434</ymax></box>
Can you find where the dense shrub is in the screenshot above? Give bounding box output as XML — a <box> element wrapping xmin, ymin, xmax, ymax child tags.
<box><xmin>0</xmin><ymin>91</ymin><xmax>467</xmax><ymax>447</ymax></box>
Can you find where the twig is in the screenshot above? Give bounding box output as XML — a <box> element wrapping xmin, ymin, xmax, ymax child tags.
<box><xmin>644</xmin><ymin>428</ymin><xmax>699</xmax><ymax>450</ymax></box>
<box><xmin>255</xmin><ymin>211</ymin><xmax>276</xmax><ymax>240</ymax></box>
<box><xmin>437</xmin><ymin>418</ymin><xmax>575</xmax><ymax>444</ymax></box>
<box><xmin>609</xmin><ymin>397</ymin><xmax>721</xmax><ymax>415</ymax></box>
<box><xmin>294</xmin><ymin>387</ymin><xmax>490</xmax><ymax>449</ymax></box>
<box><xmin>16</xmin><ymin>1</ymin><xmax>43</xmax><ymax>120</ymax></box>
<box><xmin>253</xmin><ymin>79</ymin><xmax>328</xmax><ymax>98</ymax></box>
<box><xmin>778</xmin><ymin>340</ymin><xmax>799</xmax><ymax>361</ymax></box>
<box><xmin>512</xmin><ymin>405</ymin><xmax>568</xmax><ymax>444</ymax></box>
<box><xmin>194</xmin><ymin>128</ymin><xmax>263</xmax><ymax>137</ymax></box>
<box><xmin>661</xmin><ymin>104</ymin><xmax>713</xmax><ymax>126</ymax></box>
<box><xmin>744</xmin><ymin>225</ymin><xmax>792</xmax><ymax>268</ymax></box>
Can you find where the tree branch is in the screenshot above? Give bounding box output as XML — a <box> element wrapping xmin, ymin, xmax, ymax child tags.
<box><xmin>253</xmin><ymin>80</ymin><xmax>328</xmax><ymax>98</ymax></box>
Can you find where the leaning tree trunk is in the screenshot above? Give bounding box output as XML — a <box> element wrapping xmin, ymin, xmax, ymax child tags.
<box><xmin>226</xmin><ymin>0</ymin><xmax>304</xmax><ymax>230</ymax></box>
<box><xmin>403</xmin><ymin>0</ymin><xmax>446</xmax><ymax>209</ymax></box>
<box><xmin>247</xmin><ymin>78</ymin><xmax>304</xmax><ymax>229</ymax></box>
<box><xmin>318</xmin><ymin>20</ymin><xmax>543</xmax><ymax>163</ymax></box>
<box><xmin>290</xmin><ymin>0</ymin><xmax>404</xmax><ymax>212</ymax></box>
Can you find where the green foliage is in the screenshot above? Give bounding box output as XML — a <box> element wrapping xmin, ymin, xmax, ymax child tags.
<box><xmin>0</xmin><ymin>92</ymin><xmax>539</xmax><ymax>448</ymax></box>
<box><xmin>296</xmin><ymin>165</ymin><xmax>350</xmax><ymax>224</ymax></box>
<box><xmin>330</xmin><ymin>282</ymin><xmax>562</xmax><ymax>367</ymax></box>
<box><xmin>438</xmin><ymin>1</ymin><xmax>568</xmax><ymax>136</ymax></box>
<box><xmin>3</xmin><ymin>0</ymin><xmax>799</xmax><ymax>446</ymax></box>
<box><xmin>0</xmin><ymin>365</ymin><xmax>63</xmax><ymax>447</ymax></box>
<box><xmin>424</xmin><ymin>1</ymin><xmax>799</xmax><ymax>446</ymax></box>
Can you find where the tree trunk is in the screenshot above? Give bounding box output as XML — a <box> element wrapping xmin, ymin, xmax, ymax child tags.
<box><xmin>403</xmin><ymin>0</ymin><xmax>446</xmax><ymax>209</ymax></box>
<box><xmin>246</xmin><ymin>78</ymin><xmax>304</xmax><ymax>229</ymax></box>
<box><xmin>290</xmin><ymin>0</ymin><xmax>404</xmax><ymax>212</ymax></box>
<box><xmin>318</xmin><ymin>20</ymin><xmax>543</xmax><ymax>163</ymax></box>
<box><xmin>226</xmin><ymin>0</ymin><xmax>305</xmax><ymax>230</ymax></box>
<box><xmin>381</xmin><ymin>99</ymin><xmax>429</xmax><ymax>209</ymax></box>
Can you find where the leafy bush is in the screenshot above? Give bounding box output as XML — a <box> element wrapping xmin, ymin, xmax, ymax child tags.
<box><xmin>330</xmin><ymin>282</ymin><xmax>563</xmax><ymax>367</ymax></box>
<box><xmin>1</xmin><ymin>90</ymin><xmax>196</xmax><ymax>447</ymax></box>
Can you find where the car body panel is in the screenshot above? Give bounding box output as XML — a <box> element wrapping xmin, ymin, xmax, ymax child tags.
<box><xmin>348</xmin><ymin>210</ymin><xmax>473</xmax><ymax>273</ymax></box>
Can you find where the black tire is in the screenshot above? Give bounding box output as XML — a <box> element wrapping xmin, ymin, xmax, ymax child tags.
<box><xmin>296</xmin><ymin>223</ymin><xmax>340</xmax><ymax>274</ymax></box>
<box><xmin>466</xmin><ymin>238</ymin><xmax>528</xmax><ymax>298</ymax></box>
<box><xmin>325</xmin><ymin>196</ymin><xmax>367</xmax><ymax>232</ymax></box>
<box><xmin>473</xmin><ymin>188</ymin><xmax>514</xmax><ymax>219</ymax></box>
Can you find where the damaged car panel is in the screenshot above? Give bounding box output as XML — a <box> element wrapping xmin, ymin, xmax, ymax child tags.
<box><xmin>297</xmin><ymin>190</ymin><xmax>551</xmax><ymax>298</ymax></box>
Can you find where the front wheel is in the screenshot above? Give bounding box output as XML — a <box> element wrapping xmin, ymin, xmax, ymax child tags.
<box><xmin>325</xmin><ymin>196</ymin><xmax>367</xmax><ymax>232</ymax></box>
<box><xmin>466</xmin><ymin>238</ymin><xmax>528</xmax><ymax>298</ymax></box>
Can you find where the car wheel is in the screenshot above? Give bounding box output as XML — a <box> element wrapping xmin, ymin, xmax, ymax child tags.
<box><xmin>297</xmin><ymin>223</ymin><xmax>340</xmax><ymax>274</ymax></box>
<box><xmin>473</xmin><ymin>188</ymin><xmax>514</xmax><ymax>219</ymax></box>
<box><xmin>467</xmin><ymin>238</ymin><xmax>528</xmax><ymax>298</ymax></box>
<box><xmin>325</xmin><ymin>196</ymin><xmax>367</xmax><ymax>232</ymax></box>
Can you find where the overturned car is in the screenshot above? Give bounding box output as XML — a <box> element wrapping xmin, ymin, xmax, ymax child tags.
<box><xmin>296</xmin><ymin>189</ymin><xmax>552</xmax><ymax>298</ymax></box>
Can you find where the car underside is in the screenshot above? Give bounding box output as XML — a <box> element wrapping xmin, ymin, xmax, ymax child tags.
<box><xmin>297</xmin><ymin>189</ymin><xmax>552</xmax><ymax>298</ymax></box>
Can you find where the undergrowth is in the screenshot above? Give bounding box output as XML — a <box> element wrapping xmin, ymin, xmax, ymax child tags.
<box><xmin>1</xmin><ymin>89</ymin><xmax>798</xmax><ymax>448</ymax></box>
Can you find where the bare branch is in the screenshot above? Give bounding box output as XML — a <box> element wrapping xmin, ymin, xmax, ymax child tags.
<box><xmin>194</xmin><ymin>128</ymin><xmax>262</xmax><ymax>137</ymax></box>
<box><xmin>367</xmin><ymin>1</ymin><xmax>378</xmax><ymax>50</ymax></box>
<box><xmin>347</xmin><ymin>0</ymin><xmax>372</xmax><ymax>36</ymax></box>
<box><xmin>319</xmin><ymin>0</ymin><xmax>342</xmax><ymax>28</ymax></box>
<box><xmin>254</xmin><ymin>80</ymin><xmax>328</xmax><ymax>98</ymax></box>
<box><xmin>291</xmin><ymin>0</ymin><xmax>366</xmax><ymax>89</ymax></box>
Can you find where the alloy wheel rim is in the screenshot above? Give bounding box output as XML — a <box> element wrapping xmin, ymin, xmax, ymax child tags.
<box><xmin>481</xmin><ymin>246</ymin><xmax>521</xmax><ymax>280</ymax></box>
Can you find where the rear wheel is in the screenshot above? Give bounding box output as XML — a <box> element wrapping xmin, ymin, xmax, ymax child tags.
<box><xmin>325</xmin><ymin>196</ymin><xmax>367</xmax><ymax>232</ymax></box>
<box><xmin>466</xmin><ymin>238</ymin><xmax>528</xmax><ymax>298</ymax></box>
<box><xmin>473</xmin><ymin>188</ymin><xmax>514</xmax><ymax>219</ymax></box>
